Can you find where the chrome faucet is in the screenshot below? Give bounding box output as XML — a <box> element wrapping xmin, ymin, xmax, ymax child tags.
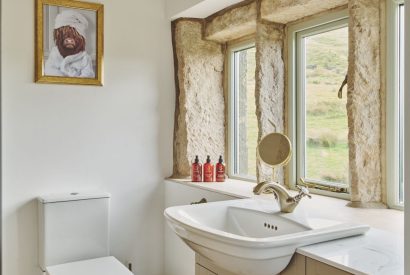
<box><xmin>253</xmin><ymin>181</ymin><xmax>311</xmax><ymax>213</ymax></box>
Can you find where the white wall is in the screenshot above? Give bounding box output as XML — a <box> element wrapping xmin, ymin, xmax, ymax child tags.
<box><xmin>1</xmin><ymin>0</ymin><xmax>175</xmax><ymax>274</ymax></box>
<box><xmin>166</xmin><ymin>0</ymin><xmax>203</xmax><ymax>18</ymax></box>
<box><xmin>405</xmin><ymin>1</ymin><xmax>410</xmax><ymax>274</ymax></box>
<box><xmin>165</xmin><ymin>0</ymin><xmax>243</xmax><ymax>19</ymax></box>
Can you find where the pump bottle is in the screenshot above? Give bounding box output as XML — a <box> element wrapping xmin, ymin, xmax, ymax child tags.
<box><xmin>215</xmin><ymin>155</ymin><xmax>226</xmax><ymax>182</ymax></box>
<box><xmin>203</xmin><ymin>155</ymin><xmax>214</xmax><ymax>182</ymax></box>
<box><xmin>191</xmin><ymin>155</ymin><xmax>202</xmax><ymax>182</ymax></box>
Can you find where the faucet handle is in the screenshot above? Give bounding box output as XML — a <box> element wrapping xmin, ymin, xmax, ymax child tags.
<box><xmin>296</xmin><ymin>184</ymin><xmax>312</xmax><ymax>199</ymax></box>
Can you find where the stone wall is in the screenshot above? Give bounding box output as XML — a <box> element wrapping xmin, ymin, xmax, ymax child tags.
<box><xmin>171</xmin><ymin>0</ymin><xmax>386</xmax><ymax>206</ymax></box>
<box><xmin>255</xmin><ymin>21</ymin><xmax>286</xmax><ymax>183</ymax></box>
<box><xmin>347</xmin><ymin>0</ymin><xmax>382</xmax><ymax>205</ymax></box>
<box><xmin>172</xmin><ymin>20</ymin><xmax>225</xmax><ymax>177</ymax></box>
<box><xmin>205</xmin><ymin>1</ymin><xmax>257</xmax><ymax>43</ymax></box>
<box><xmin>261</xmin><ymin>0</ymin><xmax>348</xmax><ymax>23</ymax></box>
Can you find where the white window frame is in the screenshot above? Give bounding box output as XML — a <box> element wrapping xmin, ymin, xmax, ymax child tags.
<box><xmin>287</xmin><ymin>9</ymin><xmax>350</xmax><ymax>199</ymax></box>
<box><xmin>227</xmin><ymin>40</ymin><xmax>257</xmax><ymax>182</ymax></box>
<box><xmin>386</xmin><ymin>0</ymin><xmax>405</xmax><ymax>210</ymax></box>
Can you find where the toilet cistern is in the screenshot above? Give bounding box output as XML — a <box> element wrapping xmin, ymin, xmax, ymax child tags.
<box><xmin>37</xmin><ymin>191</ymin><xmax>133</xmax><ymax>275</ymax></box>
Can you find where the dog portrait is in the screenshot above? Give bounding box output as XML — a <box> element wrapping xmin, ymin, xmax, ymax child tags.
<box><xmin>36</xmin><ymin>0</ymin><xmax>104</xmax><ymax>85</ymax></box>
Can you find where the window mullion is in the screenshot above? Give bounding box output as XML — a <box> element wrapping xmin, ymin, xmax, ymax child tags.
<box><xmin>296</xmin><ymin>33</ymin><xmax>307</xmax><ymax>182</ymax></box>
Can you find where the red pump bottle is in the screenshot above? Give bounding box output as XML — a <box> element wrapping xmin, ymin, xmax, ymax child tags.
<box><xmin>203</xmin><ymin>155</ymin><xmax>214</xmax><ymax>182</ymax></box>
<box><xmin>215</xmin><ymin>155</ymin><xmax>226</xmax><ymax>182</ymax></box>
<box><xmin>191</xmin><ymin>155</ymin><xmax>202</xmax><ymax>182</ymax></box>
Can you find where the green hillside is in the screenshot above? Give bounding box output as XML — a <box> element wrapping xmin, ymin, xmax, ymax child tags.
<box><xmin>305</xmin><ymin>27</ymin><xmax>348</xmax><ymax>184</ymax></box>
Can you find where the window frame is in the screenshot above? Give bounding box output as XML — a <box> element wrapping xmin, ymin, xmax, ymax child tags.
<box><xmin>227</xmin><ymin>40</ymin><xmax>257</xmax><ymax>182</ymax></box>
<box><xmin>287</xmin><ymin>9</ymin><xmax>351</xmax><ymax>199</ymax></box>
<box><xmin>386</xmin><ymin>0</ymin><xmax>405</xmax><ymax>210</ymax></box>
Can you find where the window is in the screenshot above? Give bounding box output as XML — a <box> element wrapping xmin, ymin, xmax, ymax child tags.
<box><xmin>398</xmin><ymin>3</ymin><xmax>404</xmax><ymax>204</ymax></box>
<box><xmin>387</xmin><ymin>0</ymin><xmax>405</xmax><ymax>208</ymax></box>
<box><xmin>288</xmin><ymin>11</ymin><xmax>350</xmax><ymax>197</ymax></box>
<box><xmin>228</xmin><ymin>43</ymin><xmax>257</xmax><ymax>180</ymax></box>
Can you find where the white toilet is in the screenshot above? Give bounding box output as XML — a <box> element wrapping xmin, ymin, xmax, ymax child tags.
<box><xmin>38</xmin><ymin>192</ymin><xmax>133</xmax><ymax>275</ymax></box>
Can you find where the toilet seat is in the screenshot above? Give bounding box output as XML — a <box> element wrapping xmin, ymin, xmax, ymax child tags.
<box><xmin>46</xmin><ymin>256</ymin><xmax>133</xmax><ymax>275</ymax></box>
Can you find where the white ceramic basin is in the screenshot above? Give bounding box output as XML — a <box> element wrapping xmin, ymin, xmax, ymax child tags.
<box><xmin>164</xmin><ymin>198</ymin><xmax>369</xmax><ymax>275</ymax></box>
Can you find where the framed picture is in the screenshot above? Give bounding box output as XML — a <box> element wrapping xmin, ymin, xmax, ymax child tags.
<box><xmin>35</xmin><ymin>0</ymin><xmax>104</xmax><ymax>85</ymax></box>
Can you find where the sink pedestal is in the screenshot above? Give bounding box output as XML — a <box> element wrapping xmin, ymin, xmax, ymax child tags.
<box><xmin>196</xmin><ymin>254</ymin><xmax>235</xmax><ymax>275</ymax></box>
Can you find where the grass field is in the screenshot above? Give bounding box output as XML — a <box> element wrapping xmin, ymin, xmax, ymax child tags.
<box><xmin>238</xmin><ymin>27</ymin><xmax>349</xmax><ymax>184</ymax></box>
<box><xmin>305</xmin><ymin>28</ymin><xmax>348</xmax><ymax>183</ymax></box>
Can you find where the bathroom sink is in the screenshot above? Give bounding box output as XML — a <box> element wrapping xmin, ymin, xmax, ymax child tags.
<box><xmin>164</xmin><ymin>198</ymin><xmax>369</xmax><ymax>275</ymax></box>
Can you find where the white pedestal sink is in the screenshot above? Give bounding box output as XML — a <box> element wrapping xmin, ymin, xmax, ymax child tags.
<box><xmin>164</xmin><ymin>198</ymin><xmax>369</xmax><ymax>275</ymax></box>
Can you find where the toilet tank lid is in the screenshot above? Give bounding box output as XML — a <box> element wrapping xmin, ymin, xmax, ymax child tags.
<box><xmin>38</xmin><ymin>192</ymin><xmax>111</xmax><ymax>204</ymax></box>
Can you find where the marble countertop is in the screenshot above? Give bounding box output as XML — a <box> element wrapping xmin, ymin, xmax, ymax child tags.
<box><xmin>166</xmin><ymin>178</ymin><xmax>404</xmax><ymax>275</ymax></box>
<box><xmin>297</xmin><ymin>229</ymin><xmax>403</xmax><ymax>275</ymax></box>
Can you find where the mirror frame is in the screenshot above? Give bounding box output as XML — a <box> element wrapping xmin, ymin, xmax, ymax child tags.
<box><xmin>257</xmin><ymin>133</ymin><xmax>292</xmax><ymax>168</ymax></box>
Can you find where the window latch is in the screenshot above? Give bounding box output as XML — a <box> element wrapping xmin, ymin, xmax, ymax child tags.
<box><xmin>337</xmin><ymin>74</ymin><xmax>348</xmax><ymax>99</ymax></box>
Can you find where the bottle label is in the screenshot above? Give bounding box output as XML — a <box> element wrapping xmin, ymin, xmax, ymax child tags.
<box><xmin>216</xmin><ymin>164</ymin><xmax>225</xmax><ymax>182</ymax></box>
<box><xmin>191</xmin><ymin>164</ymin><xmax>202</xmax><ymax>182</ymax></box>
<box><xmin>203</xmin><ymin>164</ymin><xmax>214</xmax><ymax>182</ymax></box>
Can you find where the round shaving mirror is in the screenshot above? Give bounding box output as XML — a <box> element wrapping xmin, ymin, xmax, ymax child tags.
<box><xmin>257</xmin><ymin>133</ymin><xmax>292</xmax><ymax>168</ymax></box>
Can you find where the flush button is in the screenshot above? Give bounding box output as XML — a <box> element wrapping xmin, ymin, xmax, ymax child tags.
<box><xmin>70</xmin><ymin>192</ymin><xmax>79</xmax><ymax>195</ymax></box>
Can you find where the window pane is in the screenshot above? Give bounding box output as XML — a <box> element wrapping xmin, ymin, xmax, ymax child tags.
<box><xmin>234</xmin><ymin>47</ymin><xmax>257</xmax><ymax>177</ymax></box>
<box><xmin>399</xmin><ymin>4</ymin><xmax>404</xmax><ymax>203</ymax></box>
<box><xmin>304</xmin><ymin>27</ymin><xmax>349</xmax><ymax>185</ymax></box>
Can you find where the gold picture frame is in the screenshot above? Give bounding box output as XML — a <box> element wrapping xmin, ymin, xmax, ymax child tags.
<box><xmin>35</xmin><ymin>0</ymin><xmax>104</xmax><ymax>85</ymax></box>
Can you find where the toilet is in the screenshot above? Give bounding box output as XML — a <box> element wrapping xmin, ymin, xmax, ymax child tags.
<box><xmin>38</xmin><ymin>192</ymin><xmax>133</xmax><ymax>275</ymax></box>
